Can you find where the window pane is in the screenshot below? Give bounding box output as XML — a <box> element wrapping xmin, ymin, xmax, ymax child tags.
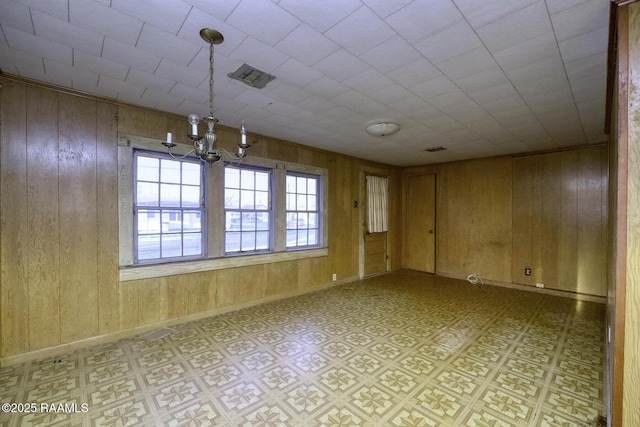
<box><xmin>225</xmin><ymin>189</ymin><xmax>240</xmax><ymax>209</ymax></box>
<box><xmin>286</xmin><ymin>230</ymin><xmax>297</xmax><ymax>247</ymax></box>
<box><xmin>308</xmin><ymin>178</ymin><xmax>317</xmax><ymax>195</ymax></box>
<box><xmin>255</xmin><ymin>191</ymin><xmax>269</xmax><ymax>209</ymax></box>
<box><xmin>183</xmin><ymin>211</ymin><xmax>201</xmax><ymax>232</ymax></box>
<box><xmin>308</xmin><ymin>229</ymin><xmax>318</xmax><ymax>245</ymax></box>
<box><xmin>226</xmin><ymin>212</ymin><xmax>241</xmax><ymax>231</ymax></box>
<box><xmin>161</xmin><ymin>159</ymin><xmax>181</xmax><ymax>183</ymax></box>
<box><xmin>226</xmin><ymin>232</ymin><xmax>241</xmax><ymax>252</ymax></box>
<box><xmin>138</xmin><ymin>234</ymin><xmax>160</xmax><ymax>260</ymax></box>
<box><xmin>298</xmin><ymin>213</ymin><xmax>308</xmax><ymax>228</ymax></box>
<box><xmin>137</xmin><ymin>182</ymin><xmax>159</xmax><ymax>206</ymax></box>
<box><xmin>297</xmin><ymin>177</ymin><xmax>306</xmax><ymax>193</ymax></box>
<box><xmin>241</xmin><ymin>169</ymin><xmax>255</xmax><ymax>190</ymax></box>
<box><xmin>162</xmin><ymin>233</ymin><xmax>182</xmax><ymax>257</ymax></box>
<box><xmin>242</xmin><ymin>212</ymin><xmax>256</xmax><ymax>231</ymax></box>
<box><xmin>286</xmin><ymin>175</ymin><xmax>296</xmax><ymax>192</ymax></box>
<box><xmin>308</xmin><ymin>213</ymin><xmax>318</xmax><ymax>228</ymax></box>
<box><xmin>240</xmin><ymin>189</ymin><xmax>254</xmax><ymax>209</ymax></box>
<box><xmin>162</xmin><ymin>210</ymin><xmax>182</xmax><ymax>232</ymax></box>
<box><xmin>226</xmin><ymin>167</ymin><xmax>240</xmax><ymax>188</ymax></box>
<box><xmin>182</xmin><ymin>185</ymin><xmax>200</xmax><ymax>207</ymax></box>
<box><xmin>182</xmin><ymin>162</ymin><xmax>200</xmax><ymax>185</ymax></box>
<box><xmin>255</xmin><ymin>172</ymin><xmax>269</xmax><ymax>191</ymax></box>
<box><xmin>308</xmin><ymin>195</ymin><xmax>317</xmax><ymax>210</ymax></box>
<box><xmin>256</xmin><ymin>212</ymin><xmax>269</xmax><ymax>231</ymax></box>
<box><xmin>138</xmin><ymin>209</ymin><xmax>161</xmax><ymax>233</ymax></box>
<box><xmin>241</xmin><ymin>232</ymin><xmax>255</xmax><ymax>251</ymax></box>
<box><xmin>287</xmin><ymin>193</ymin><xmax>296</xmax><ymax>210</ymax></box>
<box><xmin>160</xmin><ymin>183</ymin><xmax>181</xmax><ymax>207</ymax></box>
<box><xmin>183</xmin><ymin>233</ymin><xmax>201</xmax><ymax>256</ymax></box>
<box><xmin>256</xmin><ymin>231</ymin><xmax>269</xmax><ymax>250</ymax></box>
<box><xmin>297</xmin><ymin>194</ymin><xmax>307</xmax><ymax>210</ymax></box>
<box><xmin>137</xmin><ymin>156</ymin><xmax>159</xmax><ymax>181</ymax></box>
<box><xmin>287</xmin><ymin>213</ymin><xmax>297</xmax><ymax>229</ymax></box>
<box><xmin>297</xmin><ymin>231</ymin><xmax>308</xmax><ymax>246</ymax></box>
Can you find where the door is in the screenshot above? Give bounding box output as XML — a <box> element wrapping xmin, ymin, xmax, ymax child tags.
<box><xmin>405</xmin><ymin>173</ymin><xmax>436</xmax><ymax>273</ymax></box>
<box><xmin>363</xmin><ymin>175</ymin><xmax>388</xmax><ymax>277</ymax></box>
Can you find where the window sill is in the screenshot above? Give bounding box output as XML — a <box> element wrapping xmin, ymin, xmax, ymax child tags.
<box><xmin>119</xmin><ymin>247</ymin><xmax>329</xmax><ymax>281</ymax></box>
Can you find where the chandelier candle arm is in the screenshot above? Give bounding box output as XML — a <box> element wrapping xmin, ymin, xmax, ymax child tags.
<box><xmin>161</xmin><ymin>28</ymin><xmax>250</xmax><ymax>167</ymax></box>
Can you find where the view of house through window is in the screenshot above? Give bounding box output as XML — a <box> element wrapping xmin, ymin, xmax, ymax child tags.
<box><xmin>286</xmin><ymin>173</ymin><xmax>321</xmax><ymax>248</ymax></box>
<box><xmin>224</xmin><ymin>166</ymin><xmax>272</xmax><ymax>253</ymax></box>
<box><xmin>134</xmin><ymin>151</ymin><xmax>205</xmax><ymax>262</ymax></box>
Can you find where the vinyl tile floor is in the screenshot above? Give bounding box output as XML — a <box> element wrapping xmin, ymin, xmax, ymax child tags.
<box><xmin>0</xmin><ymin>271</ymin><xmax>606</xmax><ymax>426</ymax></box>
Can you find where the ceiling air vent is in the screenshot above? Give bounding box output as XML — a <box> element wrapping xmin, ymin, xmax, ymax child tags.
<box><xmin>425</xmin><ymin>146</ymin><xmax>446</xmax><ymax>152</ymax></box>
<box><xmin>227</xmin><ymin>63</ymin><xmax>275</xmax><ymax>89</ymax></box>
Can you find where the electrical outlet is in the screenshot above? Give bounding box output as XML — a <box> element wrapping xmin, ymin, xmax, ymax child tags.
<box><xmin>536</xmin><ymin>283</ymin><xmax>544</xmax><ymax>288</ymax></box>
<box><xmin>332</xmin><ymin>273</ymin><xmax>337</xmax><ymax>281</ymax></box>
<box><xmin>525</xmin><ymin>268</ymin><xmax>532</xmax><ymax>276</ymax></box>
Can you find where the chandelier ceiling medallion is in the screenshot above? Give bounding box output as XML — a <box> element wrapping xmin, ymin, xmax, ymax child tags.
<box><xmin>162</xmin><ymin>28</ymin><xmax>250</xmax><ymax>166</ymax></box>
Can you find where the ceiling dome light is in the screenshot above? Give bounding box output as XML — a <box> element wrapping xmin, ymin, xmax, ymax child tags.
<box><xmin>365</xmin><ymin>121</ymin><xmax>401</xmax><ymax>137</ymax></box>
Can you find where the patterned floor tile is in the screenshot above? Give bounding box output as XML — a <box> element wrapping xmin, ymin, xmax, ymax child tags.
<box><xmin>0</xmin><ymin>271</ymin><xmax>606</xmax><ymax>426</ymax></box>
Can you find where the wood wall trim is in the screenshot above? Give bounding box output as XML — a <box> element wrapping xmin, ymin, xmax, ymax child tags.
<box><xmin>612</xmin><ymin>4</ymin><xmax>629</xmax><ymax>426</ymax></box>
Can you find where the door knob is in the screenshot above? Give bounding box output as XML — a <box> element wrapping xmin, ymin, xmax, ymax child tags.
<box><xmin>428</xmin><ymin>230</ymin><xmax>433</xmax><ymax>234</ymax></box>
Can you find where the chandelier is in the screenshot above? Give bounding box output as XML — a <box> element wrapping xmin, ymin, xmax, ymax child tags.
<box><xmin>162</xmin><ymin>28</ymin><xmax>250</xmax><ymax>166</ymax></box>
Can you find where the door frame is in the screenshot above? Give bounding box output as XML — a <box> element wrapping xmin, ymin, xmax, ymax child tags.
<box><xmin>358</xmin><ymin>165</ymin><xmax>391</xmax><ymax>279</ymax></box>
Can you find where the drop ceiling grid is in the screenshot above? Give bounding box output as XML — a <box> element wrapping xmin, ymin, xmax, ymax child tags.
<box><xmin>0</xmin><ymin>0</ymin><xmax>610</xmax><ymax>166</ymax></box>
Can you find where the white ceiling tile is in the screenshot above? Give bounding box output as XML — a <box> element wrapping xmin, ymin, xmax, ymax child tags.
<box><xmin>0</xmin><ymin>1</ymin><xmax>34</xmax><ymax>34</ymax></box>
<box><xmin>369</xmin><ymin>84</ymin><xmax>415</xmax><ymax>105</ymax></box>
<box><xmin>412</xmin><ymin>75</ymin><xmax>457</xmax><ymax>100</ymax></box>
<box><xmin>15</xmin><ymin>0</ymin><xmax>68</xmax><ymax>21</ymax></box>
<box><xmin>314</xmin><ymin>49</ymin><xmax>369</xmax><ymax>82</ymax></box>
<box><xmin>558</xmin><ymin>27</ymin><xmax>608</xmax><ymax>64</ymax></box>
<box><xmin>303</xmin><ymin>76</ymin><xmax>349</xmax><ymax>99</ymax></box>
<box><xmin>297</xmin><ymin>95</ymin><xmax>336</xmax><ymax>114</ymax></box>
<box><xmin>387</xmin><ymin>58</ymin><xmax>441</xmax><ymax>89</ymax></box>
<box><xmin>505</xmin><ymin>54</ymin><xmax>566</xmax><ymax>89</ymax></box>
<box><xmin>275</xmin><ymin>24</ymin><xmax>339</xmax><ymax>66</ymax></box>
<box><xmin>455</xmin><ymin>69</ymin><xmax>510</xmax><ymax>95</ymax></box>
<box><xmin>69</xmin><ymin>0</ymin><xmax>143</xmax><ymax>45</ymax></box>
<box><xmin>112</xmin><ymin>0</ymin><xmax>191</xmax><ymax>35</ymax></box>
<box><xmin>359</xmin><ymin>35</ymin><xmax>421</xmax><ymax>74</ymax></box>
<box><xmin>545</xmin><ymin>0</ymin><xmax>585</xmax><ymax>15</ymax></box>
<box><xmin>42</xmin><ymin>58</ymin><xmax>99</xmax><ymax>89</ymax></box>
<box><xmin>476</xmin><ymin>1</ymin><xmax>552</xmax><ymax>53</ymax></box>
<box><xmin>4</xmin><ymin>26</ymin><xmax>72</xmax><ymax>64</ymax></box>
<box><xmin>550</xmin><ymin>0</ymin><xmax>609</xmax><ymax>42</ymax></box>
<box><xmin>98</xmin><ymin>74</ymin><xmax>144</xmax><ymax>99</ymax></box>
<box><xmin>187</xmin><ymin>0</ymin><xmax>240</xmax><ymax>21</ymax></box>
<box><xmin>234</xmin><ymin>88</ymin><xmax>275</xmax><ymax>109</ymax></box>
<box><xmin>265</xmin><ymin>83</ymin><xmax>311</xmax><ymax>104</ymax></box>
<box><xmin>226</xmin><ymin>0</ymin><xmax>300</xmax><ymax>46</ymax></box>
<box><xmin>74</xmin><ymin>49</ymin><xmax>129</xmax><ymax>80</ymax></box>
<box><xmin>229</xmin><ymin>36</ymin><xmax>289</xmax><ymax>73</ymax></box>
<box><xmin>414</xmin><ymin>21</ymin><xmax>482</xmax><ymax>65</ymax></box>
<box><xmin>273</xmin><ymin>58</ymin><xmax>324</xmax><ymax>88</ymax></box>
<box><xmin>169</xmin><ymin>82</ymin><xmax>209</xmax><ymax>104</ymax></box>
<box><xmin>362</xmin><ymin>0</ymin><xmax>413</xmax><ymax>19</ymax></box>
<box><xmin>178</xmin><ymin>8</ymin><xmax>245</xmax><ymax>57</ymax></box>
<box><xmin>453</xmin><ymin>0</ymin><xmax>539</xmax><ymax>28</ymax></box>
<box><xmin>437</xmin><ymin>47</ymin><xmax>498</xmax><ymax>81</ymax></box>
<box><xmin>386</xmin><ymin>0</ymin><xmax>463</xmax><ymax>42</ymax></box>
<box><xmin>154</xmin><ymin>58</ymin><xmax>208</xmax><ymax>87</ymax></box>
<box><xmin>491</xmin><ymin>32</ymin><xmax>558</xmax><ymax>71</ymax></box>
<box><xmin>140</xmin><ymin>87</ymin><xmax>183</xmax><ymax>109</ymax></box>
<box><xmin>343</xmin><ymin>68</ymin><xmax>394</xmax><ymax>94</ymax></box>
<box><xmin>427</xmin><ymin>89</ymin><xmax>472</xmax><ymax>112</ymax></box>
<box><xmin>32</xmin><ymin>10</ymin><xmax>103</xmax><ymax>56</ymax></box>
<box><xmin>136</xmin><ymin>24</ymin><xmax>200</xmax><ymax>64</ymax></box>
<box><xmin>388</xmin><ymin>94</ymin><xmax>433</xmax><ymax>115</ymax></box>
<box><xmin>278</xmin><ymin>0</ymin><xmax>361</xmax><ymax>33</ymax></box>
<box><xmin>0</xmin><ymin>45</ymin><xmax>45</xmax><ymax>76</ymax></box>
<box><xmin>469</xmin><ymin>82</ymin><xmax>521</xmax><ymax>107</ymax></box>
<box><xmin>102</xmin><ymin>38</ymin><xmax>162</xmax><ymax>73</ymax></box>
<box><xmin>325</xmin><ymin>6</ymin><xmax>396</xmax><ymax>56</ymax></box>
<box><xmin>127</xmin><ymin>68</ymin><xmax>176</xmax><ymax>92</ymax></box>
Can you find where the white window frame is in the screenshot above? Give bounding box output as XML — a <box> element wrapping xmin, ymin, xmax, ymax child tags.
<box><xmin>117</xmin><ymin>134</ymin><xmax>328</xmax><ymax>282</ymax></box>
<box><xmin>286</xmin><ymin>171</ymin><xmax>323</xmax><ymax>250</ymax></box>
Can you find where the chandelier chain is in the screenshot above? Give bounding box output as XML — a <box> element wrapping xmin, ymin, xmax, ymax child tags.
<box><xmin>209</xmin><ymin>41</ymin><xmax>214</xmax><ymax>117</ymax></box>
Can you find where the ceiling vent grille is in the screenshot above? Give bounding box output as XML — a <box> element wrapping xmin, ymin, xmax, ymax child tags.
<box><xmin>227</xmin><ymin>63</ymin><xmax>276</xmax><ymax>89</ymax></box>
<box><xmin>425</xmin><ymin>146</ymin><xmax>446</xmax><ymax>152</ymax></box>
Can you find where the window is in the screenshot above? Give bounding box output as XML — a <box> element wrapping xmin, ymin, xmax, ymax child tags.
<box><xmin>286</xmin><ymin>172</ymin><xmax>321</xmax><ymax>248</ymax></box>
<box><xmin>133</xmin><ymin>150</ymin><xmax>205</xmax><ymax>263</ymax></box>
<box><xmin>224</xmin><ymin>165</ymin><xmax>272</xmax><ymax>253</ymax></box>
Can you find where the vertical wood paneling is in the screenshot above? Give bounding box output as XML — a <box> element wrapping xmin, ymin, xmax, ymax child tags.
<box><xmin>558</xmin><ymin>150</ymin><xmax>578</xmax><ymax>291</ymax></box>
<box><xmin>58</xmin><ymin>94</ymin><xmax>99</xmax><ymax>342</ymax></box>
<box><xmin>512</xmin><ymin>157</ymin><xmax>534</xmax><ymax>286</ymax></box>
<box><xmin>1</xmin><ymin>82</ymin><xmax>29</xmax><ymax>356</ymax></box>
<box><xmin>26</xmin><ymin>86</ymin><xmax>61</xmax><ymax>350</ymax></box>
<box><xmin>96</xmin><ymin>102</ymin><xmax>120</xmax><ymax>334</ymax></box>
<box><xmin>624</xmin><ymin>3</ymin><xmax>640</xmax><ymax>423</ymax></box>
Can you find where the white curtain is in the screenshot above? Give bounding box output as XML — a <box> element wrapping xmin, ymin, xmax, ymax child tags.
<box><xmin>366</xmin><ymin>175</ymin><xmax>388</xmax><ymax>233</ymax></box>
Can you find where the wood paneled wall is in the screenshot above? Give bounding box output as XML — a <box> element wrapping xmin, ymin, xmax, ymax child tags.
<box><xmin>402</xmin><ymin>147</ymin><xmax>608</xmax><ymax>297</ymax></box>
<box><xmin>0</xmin><ymin>79</ymin><xmax>401</xmax><ymax>363</ymax></box>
